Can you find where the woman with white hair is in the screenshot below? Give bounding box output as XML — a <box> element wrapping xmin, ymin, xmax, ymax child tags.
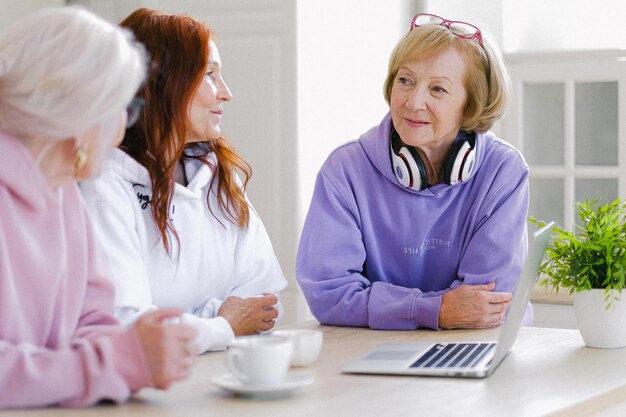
<box><xmin>0</xmin><ymin>7</ymin><xmax>197</xmax><ymax>408</ymax></box>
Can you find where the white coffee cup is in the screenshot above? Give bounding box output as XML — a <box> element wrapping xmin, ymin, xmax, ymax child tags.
<box><xmin>227</xmin><ymin>335</ymin><xmax>293</xmax><ymax>386</ymax></box>
<box><xmin>272</xmin><ymin>329</ymin><xmax>323</xmax><ymax>367</ymax></box>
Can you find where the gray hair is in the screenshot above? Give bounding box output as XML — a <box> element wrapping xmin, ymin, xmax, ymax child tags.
<box><xmin>0</xmin><ymin>6</ymin><xmax>146</xmax><ymax>141</ymax></box>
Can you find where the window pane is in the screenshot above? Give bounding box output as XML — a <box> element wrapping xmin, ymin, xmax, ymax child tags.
<box><xmin>574</xmin><ymin>179</ymin><xmax>618</xmax><ymax>228</ymax></box>
<box><xmin>523</xmin><ymin>84</ymin><xmax>564</xmax><ymax>165</ymax></box>
<box><xmin>575</xmin><ymin>178</ymin><xmax>617</xmax><ymax>206</ymax></box>
<box><xmin>575</xmin><ymin>82</ymin><xmax>618</xmax><ymax>166</ymax></box>
<box><xmin>529</xmin><ymin>178</ymin><xmax>564</xmax><ymax>226</ymax></box>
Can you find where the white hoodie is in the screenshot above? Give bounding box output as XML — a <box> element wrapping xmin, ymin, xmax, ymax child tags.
<box><xmin>80</xmin><ymin>147</ymin><xmax>287</xmax><ymax>352</ymax></box>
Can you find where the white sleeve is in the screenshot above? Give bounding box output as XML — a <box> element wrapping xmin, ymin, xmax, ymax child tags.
<box><xmin>115</xmin><ymin>306</ymin><xmax>157</xmax><ymax>327</ymax></box>
<box><xmin>79</xmin><ymin>176</ymin><xmax>155</xmax><ymax>318</ymax></box>
<box><xmin>117</xmin><ymin>304</ymin><xmax>234</xmax><ymax>352</ymax></box>
<box><xmin>193</xmin><ymin>298</ymin><xmax>224</xmax><ymax>319</ymax></box>
<box><xmin>180</xmin><ymin>314</ymin><xmax>234</xmax><ymax>352</ymax></box>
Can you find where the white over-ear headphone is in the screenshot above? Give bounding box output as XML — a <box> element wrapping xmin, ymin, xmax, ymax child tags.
<box><xmin>389</xmin><ymin>127</ymin><xmax>476</xmax><ymax>190</ymax></box>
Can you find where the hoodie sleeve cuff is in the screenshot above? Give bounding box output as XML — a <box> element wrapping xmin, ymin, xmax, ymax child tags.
<box><xmin>181</xmin><ymin>314</ymin><xmax>235</xmax><ymax>352</ymax></box>
<box><xmin>412</xmin><ymin>293</ymin><xmax>443</xmax><ymax>330</ymax></box>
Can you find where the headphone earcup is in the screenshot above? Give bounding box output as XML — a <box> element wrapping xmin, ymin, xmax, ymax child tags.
<box><xmin>443</xmin><ymin>138</ymin><xmax>476</xmax><ymax>185</ymax></box>
<box><xmin>390</xmin><ymin>148</ymin><xmax>412</xmax><ymax>188</ymax></box>
<box><xmin>389</xmin><ymin>128</ymin><xmax>428</xmax><ymax>190</ymax></box>
<box><xmin>403</xmin><ymin>146</ymin><xmax>428</xmax><ymax>190</ymax></box>
<box><xmin>390</xmin><ymin>145</ymin><xmax>428</xmax><ymax>190</ymax></box>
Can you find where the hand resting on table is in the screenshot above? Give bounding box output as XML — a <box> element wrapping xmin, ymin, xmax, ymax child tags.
<box><xmin>218</xmin><ymin>294</ymin><xmax>279</xmax><ymax>336</ymax></box>
<box><xmin>438</xmin><ymin>282</ymin><xmax>512</xmax><ymax>329</ymax></box>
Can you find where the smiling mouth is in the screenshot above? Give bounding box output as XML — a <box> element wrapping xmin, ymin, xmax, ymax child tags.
<box><xmin>404</xmin><ymin>117</ymin><xmax>429</xmax><ymax>127</ymax></box>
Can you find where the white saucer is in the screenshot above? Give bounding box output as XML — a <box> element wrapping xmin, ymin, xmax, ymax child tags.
<box><xmin>211</xmin><ymin>372</ymin><xmax>313</xmax><ymax>398</ymax></box>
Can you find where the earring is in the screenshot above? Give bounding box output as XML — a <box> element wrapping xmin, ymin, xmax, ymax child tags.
<box><xmin>74</xmin><ymin>145</ymin><xmax>88</xmax><ymax>175</ymax></box>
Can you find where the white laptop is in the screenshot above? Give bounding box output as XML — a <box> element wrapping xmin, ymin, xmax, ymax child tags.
<box><xmin>342</xmin><ymin>221</ymin><xmax>554</xmax><ymax>379</ymax></box>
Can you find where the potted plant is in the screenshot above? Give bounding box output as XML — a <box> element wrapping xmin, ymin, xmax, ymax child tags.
<box><xmin>532</xmin><ymin>198</ymin><xmax>626</xmax><ymax>348</ymax></box>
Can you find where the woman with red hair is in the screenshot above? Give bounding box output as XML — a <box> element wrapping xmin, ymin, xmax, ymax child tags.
<box><xmin>81</xmin><ymin>8</ymin><xmax>287</xmax><ymax>353</ymax></box>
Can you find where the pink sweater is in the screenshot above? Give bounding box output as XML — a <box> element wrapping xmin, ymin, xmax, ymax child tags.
<box><xmin>0</xmin><ymin>131</ymin><xmax>153</xmax><ymax>408</ymax></box>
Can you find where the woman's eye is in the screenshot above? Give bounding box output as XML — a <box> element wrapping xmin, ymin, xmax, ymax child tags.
<box><xmin>432</xmin><ymin>86</ymin><xmax>447</xmax><ymax>94</ymax></box>
<box><xmin>205</xmin><ymin>71</ymin><xmax>215</xmax><ymax>79</ymax></box>
<box><xmin>398</xmin><ymin>77</ymin><xmax>412</xmax><ymax>86</ymax></box>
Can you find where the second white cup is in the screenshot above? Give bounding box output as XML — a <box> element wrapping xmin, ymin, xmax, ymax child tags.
<box><xmin>227</xmin><ymin>335</ymin><xmax>293</xmax><ymax>386</ymax></box>
<box><xmin>272</xmin><ymin>329</ymin><xmax>323</xmax><ymax>367</ymax></box>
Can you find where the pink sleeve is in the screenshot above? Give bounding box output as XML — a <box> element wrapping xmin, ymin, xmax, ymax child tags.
<box><xmin>0</xmin><ymin>327</ymin><xmax>152</xmax><ymax>408</ymax></box>
<box><xmin>65</xmin><ymin>207</ymin><xmax>155</xmax><ymax>405</ymax></box>
<box><xmin>71</xmin><ymin>243</ymin><xmax>156</xmax><ymax>402</ymax></box>
<box><xmin>0</xmin><ymin>204</ymin><xmax>153</xmax><ymax>409</ymax></box>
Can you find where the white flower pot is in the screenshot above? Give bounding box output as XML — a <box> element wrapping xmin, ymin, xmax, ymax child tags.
<box><xmin>573</xmin><ymin>289</ymin><xmax>626</xmax><ymax>348</ymax></box>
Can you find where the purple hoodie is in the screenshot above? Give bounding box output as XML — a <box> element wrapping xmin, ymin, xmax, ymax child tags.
<box><xmin>296</xmin><ymin>113</ymin><xmax>529</xmax><ymax>330</ymax></box>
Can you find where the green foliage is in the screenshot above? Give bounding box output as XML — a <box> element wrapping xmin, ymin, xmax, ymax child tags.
<box><xmin>530</xmin><ymin>199</ymin><xmax>626</xmax><ymax>308</ymax></box>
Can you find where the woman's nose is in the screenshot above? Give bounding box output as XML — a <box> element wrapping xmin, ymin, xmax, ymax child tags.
<box><xmin>405</xmin><ymin>86</ymin><xmax>428</xmax><ymax>111</ymax></box>
<box><xmin>219</xmin><ymin>78</ymin><xmax>232</xmax><ymax>102</ymax></box>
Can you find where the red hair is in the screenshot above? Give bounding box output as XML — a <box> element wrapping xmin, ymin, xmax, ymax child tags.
<box><xmin>120</xmin><ymin>8</ymin><xmax>251</xmax><ymax>254</ymax></box>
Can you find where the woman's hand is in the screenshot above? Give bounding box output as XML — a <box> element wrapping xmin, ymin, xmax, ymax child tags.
<box><xmin>134</xmin><ymin>309</ymin><xmax>198</xmax><ymax>389</ymax></box>
<box><xmin>218</xmin><ymin>294</ymin><xmax>279</xmax><ymax>336</ymax></box>
<box><xmin>438</xmin><ymin>282</ymin><xmax>512</xmax><ymax>329</ymax></box>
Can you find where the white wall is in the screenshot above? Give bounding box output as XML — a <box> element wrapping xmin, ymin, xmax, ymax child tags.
<box><xmin>419</xmin><ymin>0</ymin><xmax>626</xmax><ymax>53</ymax></box>
<box><xmin>503</xmin><ymin>0</ymin><xmax>626</xmax><ymax>52</ymax></box>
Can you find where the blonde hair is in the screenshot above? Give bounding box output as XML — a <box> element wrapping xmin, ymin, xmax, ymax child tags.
<box><xmin>0</xmin><ymin>7</ymin><xmax>146</xmax><ymax>141</ymax></box>
<box><xmin>383</xmin><ymin>24</ymin><xmax>510</xmax><ymax>133</ymax></box>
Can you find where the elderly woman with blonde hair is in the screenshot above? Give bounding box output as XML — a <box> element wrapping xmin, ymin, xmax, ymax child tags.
<box><xmin>0</xmin><ymin>7</ymin><xmax>196</xmax><ymax>408</ymax></box>
<box><xmin>297</xmin><ymin>14</ymin><xmax>529</xmax><ymax>331</ymax></box>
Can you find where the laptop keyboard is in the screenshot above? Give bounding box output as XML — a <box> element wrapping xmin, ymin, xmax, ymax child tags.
<box><xmin>409</xmin><ymin>342</ymin><xmax>496</xmax><ymax>369</ymax></box>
